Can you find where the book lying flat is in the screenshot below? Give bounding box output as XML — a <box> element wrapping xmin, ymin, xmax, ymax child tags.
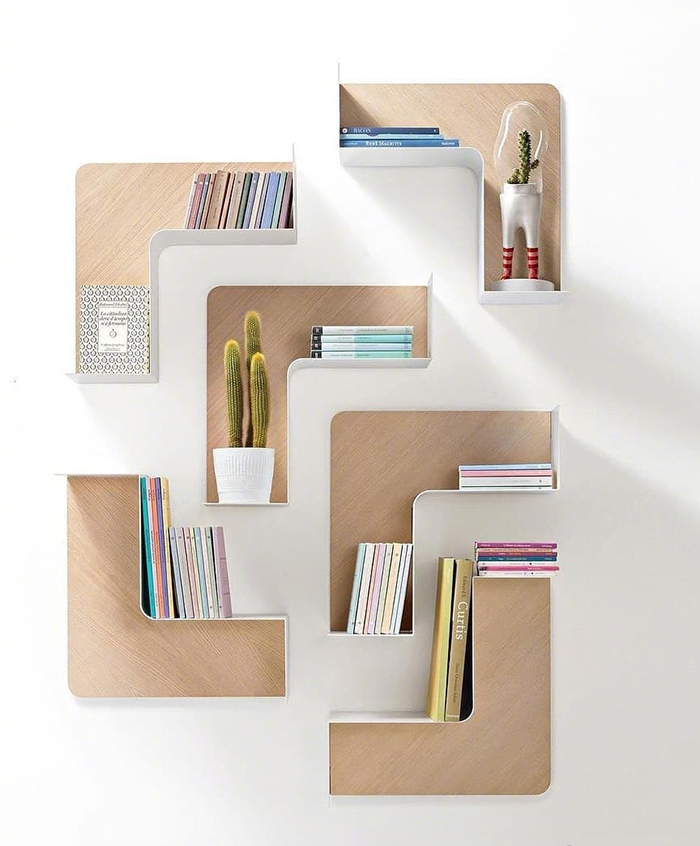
<box><xmin>459</xmin><ymin>477</ymin><xmax>552</xmax><ymax>487</ymax></box>
<box><xmin>460</xmin><ymin>464</ymin><xmax>551</xmax><ymax>471</ymax></box>
<box><xmin>312</xmin><ymin>334</ymin><xmax>413</xmax><ymax>343</ymax></box>
<box><xmin>312</xmin><ymin>325</ymin><xmax>413</xmax><ymax>335</ymax></box>
<box><xmin>340</xmin><ymin>138</ymin><xmax>459</xmax><ymax>147</ymax></box>
<box><xmin>460</xmin><ymin>469</ymin><xmax>552</xmax><ymax>477</ymax></box>
<box><xmin>311</xmin><ymin>350</ymin><xmax>412</xmax><ymax>359</ymax></box>
<box><xmin>311</xmin><ymin>343</ymin><xmax>413</xmax><ymax>352</ymax></box>
<box><xmin>341</xmin><ymin>126</ymin><xmax>441</xmax><ymax>135</ymax></box>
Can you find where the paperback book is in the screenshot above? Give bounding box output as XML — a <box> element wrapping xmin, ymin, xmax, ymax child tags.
<box><xmin>79</xmin><ymin>285</ymin><xmax>150</xmax><ymax>375</ymax></box>
<box><xmin>346</xmin><ymin>542</ymin><xmax>413</xmax><ymax>634</ymax></box>
<box><xmin>475</xmin><ymin>542</ymin><xmax>559</xmax><ymax>576</ymax></box>
<box><xmin>310</xmin><ymin>325</ymin><xmax>413</xmax><ymax>360</ymax></box>
<box><xmin>184</xmin><ymin>170</ymin><xmax>293</xmax><ymax>230</ymax></box>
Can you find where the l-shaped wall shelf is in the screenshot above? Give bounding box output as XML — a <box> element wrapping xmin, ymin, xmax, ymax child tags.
<box><xmin>67</xmin><ymin>475</ymin><xmax>287</xmax><ymax>697</ymax></box>
<box><xmin>205</xmin><ymin>282</ymin><xmax>432</xmax><ymax>505</ymax></box>
<box><xmin>338</xmin><ymin>81</ymin><xmax>566</xmax><ymax>304</ymax></box>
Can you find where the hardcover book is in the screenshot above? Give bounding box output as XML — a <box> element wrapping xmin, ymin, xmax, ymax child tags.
<box><xmin>78</xmin><ymin>285</ymin><xmax>149</xmax><ymax>375</ymax></box>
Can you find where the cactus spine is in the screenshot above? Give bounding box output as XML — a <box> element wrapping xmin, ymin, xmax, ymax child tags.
<box><xmin>223</xmin><ymin>310</ymin><xmax>270</xmax><ymax>449</ymax></box>
<box><xmin>250</xmin><ymin>352</ymin><xmax>270</xmax><ymax>448</ymax></box>
<box><xmin>224</xmin><ymin>340</ymin><xmax>243</xmax><ymax>448</ymax></box>
<box><xmin>244</xmin><ymin>311</ymin><xmax>262</xmax><ymax>447</ymax></box>
<box><xmin>506</xmin><ymin>129</ymin><xmax>540</xmax><ymax>184</ymax></box>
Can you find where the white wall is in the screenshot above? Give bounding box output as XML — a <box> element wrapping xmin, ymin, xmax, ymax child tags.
<box><xmin>2</xmin><ymin>2</ymin><xmax>699</xmax><ymax>844</ymax></box>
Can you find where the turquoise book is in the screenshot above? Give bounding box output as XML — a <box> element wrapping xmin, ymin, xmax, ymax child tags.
<box><xmin>139</xmin><ymin>476</ymin><xmax>156</xmax><ymax>618</ymax></box>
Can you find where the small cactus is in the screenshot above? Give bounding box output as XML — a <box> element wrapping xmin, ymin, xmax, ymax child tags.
<box><xmin>506</xmin><ymin>129</ymin><xmax>540</xmax><ymax>184</ymax></box>
<box><xmin>250</xmin><ymin>352</ymin><xmax>270</xmax><ymax>448</ymax></box>
<box><xmin>224</xmin><ymin>340</ymin><xmax>243</xmax><ymax>448</ymax></box>
<box><xmin>244</xmin><ymin>311</ymin><xmax>262</xmax><ymax>447</ymax></box>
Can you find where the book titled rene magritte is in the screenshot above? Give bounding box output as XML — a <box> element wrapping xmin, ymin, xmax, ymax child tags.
<box><xmin>79</xmin><ymin>285</ymin><xmax>149</xmax><ymax>374</ymax></box>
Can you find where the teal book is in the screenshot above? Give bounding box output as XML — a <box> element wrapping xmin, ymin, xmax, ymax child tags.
<box><xmin>310</xmin><ymin>350</ymin><xmax>412</xmax><ymax>359</ymax></box>
<box><xmin>346</xmin><ymin>543</ymin><xmax>366</xmax><ymax>632</ymax></box>
<box><xmin>139</xmin><ymin>476</ymin><xmax>156</xmax><ymax>618</ymax></box>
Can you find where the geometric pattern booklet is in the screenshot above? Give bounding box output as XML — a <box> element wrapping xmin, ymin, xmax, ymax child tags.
<box><xmin>79</xmin><ymin>284</ymin><xmax>150</xmax><ymax>374</ymax></box>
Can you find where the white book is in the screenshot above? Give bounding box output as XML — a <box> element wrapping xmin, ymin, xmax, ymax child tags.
<box><xmin>183</xmin><ymin>175</ymin><xmax>197</xmax><ymax>227</ymax></box>
<box><xmin>374</xmin><ymin>544</ymin><xmax>394</xmax><ymax>634</ymax></box>
<box><xmin>478</xmin><ymin>571</ymin><xmax>556</xmax><ymax>578</ymax></box>
<box><xmin>311</xmin><ymin>325</ymin><xmax>413</xmax><ymax>335</ymax></box>
<box><xmin>392</xmin><ymin>544</ymin><xmax>413</xmax><ymax>634</ymax></box>
<box><xmin>249</xmin><ymin>172</ymin><xmax>268</xmax><ymax>229</ymax></box>
<box><xmin>346</xmin><ymin>544</ymin><xmax>366</xmax><ymax>633</ymax></box>
<box><xmin>313</xmin><ymin>342</ymin><xmax>413</xmax><ymax>351</ymax></box>
<box><xmin>459</xmin><ymin>477</ymin><xmax>553</xmax><ymax>488</ymax></box>
<box><xmin>200</xmin><ymin>528</ymin><xmax>219</xmax><ymax>619</ymax></box>
<box><xmin>354</xmin><ymin>543</ymin><xmax>376</xmax><ymax>634</ymax></box>
<box><xmin>174</xmin><ymin>527</ymin><xmax>194</xmax><ymax>618</ymax></box>
<box><xmin>380</xmin><ymin>543</ymin><xmax>402</xmax><ymax>634</ymax></box>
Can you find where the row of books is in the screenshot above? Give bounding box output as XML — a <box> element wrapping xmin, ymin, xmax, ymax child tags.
<box><xmin>426</xmin><ymin>558</ymin><xmax>476</xmax><ymax>721</ymax></box>
<box><xmin>310</xmin><ymin>325</ymin><xmax>414</xmax><ymax>360</ymax></box>
<box><xmin>346</xmin><ymin>542</ymin><xmax>413</xmax><ymax>634</ymax></box>
<box><xmin>139</xmin><ymin>476</ymin><xmax>232</xmax><ymax>619</ymax></box>
<box><xmin>184</xmin><ymin>170</ymin><xmax>293</xmax><ymax>230</ymax></box>
<box><xmin>339</xmin><ymin>125</ymin><xmax>459</xmax><ymax>148</ymax></box>
<box><xmin>475</xmin><ymin>541</ymin><xmax>559</xmax><ymax>577</ymax></box>
<box><xmin>459</xmin><ymin>463</ymin><xmax>554</xmax><ymax>490</ymax></box>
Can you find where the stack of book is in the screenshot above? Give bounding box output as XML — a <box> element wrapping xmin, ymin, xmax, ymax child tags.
<box><xmin>458</xmin><ymin>463</ymin><xmax>553</xmax><ymax>490</ymax></box>
<box><xmin>310</xmin><ymin>325</ymin><xmax>413</xmax><ymax>360</ymax></box>
<box><xmin>140</xmin><ymin>476</ymin><xmax>233</xmax><ymax>619</ymax></box>
<box><xmin>426</xmin><ymin>558</ymin><xmax>476</xmax><ymax>722</ymax></box>
<box><xmin>340</xmin><ymin>126</ymin><xmax>459</xmax><ymax>148</ymax></box>
<box><xmin>184</xmin><ymin>170</ymin><xmax>293</xmax><ymax>230</ymax></box>
<box><xmin>475</xmin><ymin>542</ymin><xmax>559</xmax><ymax>577</ymax></box>
<box><xmin>346</xmin><ymin>542</ymin><xmax>413</xmax><ymax>634</ymax></box>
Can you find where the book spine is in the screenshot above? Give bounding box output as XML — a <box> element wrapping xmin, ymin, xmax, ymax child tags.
<box><xmin>205</xmin><ymin>527</ymin><xmax>220</xmax><ymax>618</ymax></box>
<box><xmin>426</xmin><ymin>558</ymin><xmax>454</xmax><ymax>721</ymax></box>
<box><xmin>476</xmin><ymin>555</ymin><xmax>557</xmax><ymax>561</ymax></box>
<box><xmin>235</xmin><ymin>173</ymin><xmax>253</xmax><ymax>229</ymax></box>
<box><xmin>462</xmin><ymin>465</ymin><xmax>552</xmax><ymax>472</ymax></box>
<box><xmin>374</xmin><ymin>544</ymin><xmax>393</xmax><ymax>634</ymax></box>
<box><xmin>148</xmin><ymin>478</ymin><xmax>165</xmax><ymax>617</ymax></box>
<box><xmin>391</xmin><ymin>545</ymin><xmax>412</xmax><ymax>634</ymax></box>
<box><xmin>271</xmin><ymin>172</ymin><xmax>287</xmax><ymax>228</ymax></box>
<box><xmin>340</xmin><ymin>133</ymin><xmax>445</xmax><ymax>140</ymax></box>
<box><xmin>310</xmin><ymin>350</ymin><xmax>412</xmax><ymax>359</ymax></box>
<box><xmin>340</xmin><ymin>126</ymin><xmax>440</xmax><ymax>135</ymax></box>
<box><xmin>225</xmin><ymin>173</ymin><xmax>244</xmax><ymax>229</ymax></box>
<box><xmin>198</xmin><ymin>527</ymin><xmax>217</xmax><ymax>618</ymax></box>
<box><xmin>219</xmin><ymin>172</ymin><xmax>235</xmax><ymax>230</ymax></box>
<box><xmin>460</xmin><ymin>469</ymin><xmax>552</xmax><ymax>477</ymax></box>
<box><xmin>192</xmin><ymin>528</ymin><xmax>210</xmax><ymax>619</ymax></box>
<box><xmin>311</xmin><ymin>342</ymin><xmax>412</xmax><ymax>352</ymax></box>
<box><xmin>139</xmin><ymin>477</ymin><xmax>156</xmax><ymax>618</ymax></box>
<box><xmin>365</xmin><ymin>543</ymin><xmax>386</xmax><ymax>633</ymax></box>
<box><xmin>167</xmin><ymin>528</ymin><xmax>185</xmax><ymax>618</ymax></box>
<box><xmin>311</xmin><ymin>334</ymin><xmax>413</xmax><ymax>343</ymax></box>
<box><xmin>311</xmin><ymin>325</ymin><xmax>413</xmax><ymax>334</ymax></box>
<box><xmin>242</xmin><ymin>172</ymin><xmax>260</xmax><ymax>229</ymax></box>
<box><xmin>354</xmin><ymin>543</ymin><xmax>376</xmax><ymax>634</ymax></box>
<box><xmin>444</xmin><ymin>559</ymin><xmax>473</xmax><ymax>721</ymax></box>
<box><xmin>155</xmin><ymin>479</ymin><xmax>174</xmax><ymax>618</ymax></box>
<box><xmin>278</xmin><ymin>172</ymin><xmax>293</xmax><ymax>228</ymax></box>
<box><xmin>183</xmin><ymin>176</ymin><xmax>197</xmax><ymax>228</ymax></box>
<box><xmin>253</xmin><ymin>173</ymin><xmax>269</xmax><ymax>229</ymax></box>
<box><xmin>346</xmin><ymin>543</ymin><xmax>366</xmax><ymax>633</ymax></box>
<box><xmin>175</xmin><ymin>527</ymin><xmax>194</xmax><ymax>618</ymax></box>
<box><xmin>478</xmin><ymin>571</ymin><xmax>556</xmax><ymax>577</ymax></box>
<box><xmin>206</xmin><ymin>170</ymin><xmax>230</xmax><ymax>229</ymax></box>
<box><xmin>260</xmin><ymin>172</ymin><xmax>280</xmax><ymax>228</ymax></box>
<box><xmin>185</xmin><ymin>528</ymin><xmax>202</xmax><ymax>618</ymax></box>
<box><xmin>340</xmin><ymin>138</ymin><xmax>459</xmax><ymax>148</ymax></box>
<box><xmin>187</xmin><ymin>174</ymin><xmax>206</xmax><ymax>229</ymax></box>
<box><xmin>213</xmin><ymin>527</ymin><xmax>233</xmax><ymax>618</ymax></box>
<box><xmin>380</xmin><ymin>543</ymin><xmax>402</xmax><ymax>634</ymax></box>
<box><xmin>479</xmin><ymin>564</ymin><xmax>560</xmax><ymax>571</ymax></box>
<box><xmin>194</xmin><ymin>173</ymin><xmax>211</xmax><ymax>229</ymax></box>
<box><xmin>475</xmin><ymin>542</ymin><xmax>557</xmax><ymax>548</ymax></box>
<box><xmin>459</xmin><ymin>477</ymin><xmax>552</xmax><ymax>487</ymax></box>
<box><xmin>160</xmin><ymin>479</ymin><xmax>182</xmax><ymax>617</ymax></box>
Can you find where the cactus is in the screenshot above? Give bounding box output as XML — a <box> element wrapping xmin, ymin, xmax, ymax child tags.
<box><xmin>506</xmin><ymin>129</ymin><xmax>540</xmax><ymax>184</ymax></box>
<box><xmin>250</xmin><ymin>352</ymin><xmax>270</xmax><ymax>448</ymax></box>
<box><xmin>224</xmin><ymin>340</ymin><xmax>243</xmax><ymax>448</ymax></box>
<box><xmin>244</xmin><ymin>311</ymin><xmax>262</xmax><ymax>446</ymax></box>
<box><xmin>223</xmin><ymin>311</ymin><xmax>270</xmax><ymax>450</ymax></box>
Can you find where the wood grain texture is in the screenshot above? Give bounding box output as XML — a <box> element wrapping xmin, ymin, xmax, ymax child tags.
<box><xmin>75</xmin><ymin>162</ymin><xmax>292</xmax><ymax>368</ymax></box>
<box><xmin>207</xmin><ymin>286</ymin><xmax>429</xmax><ymax>503</ymax></box>
<box><xmin>339</xmin><ymin>84</ymin><xmax>561</xmax><ymax>289</ymax></box>
<box><xmin>67</xmin><ymin>475</ymin><xmax>286</xmax><ymax>697</ymax></box>
<box><xmin>330</xmin><ymin>577</ymin><xmax>550</xmax><ymax>795</ymax></box>
<box><xmin>330</xmin><ymin>411</ymin><xmax>551</xmax><ymax>632</ymax></box>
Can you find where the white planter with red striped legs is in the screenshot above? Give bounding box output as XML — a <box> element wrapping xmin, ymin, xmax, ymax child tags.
<box><xmin>494</xmin><ymin>182</ymin><xmax>554</xmax><ymax>293</ymax></box>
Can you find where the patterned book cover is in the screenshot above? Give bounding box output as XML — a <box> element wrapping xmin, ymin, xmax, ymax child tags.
<box><xmin>79</xmin><ymin>285</ymin><xmax>149</xmax><ymax>374</ymax></box>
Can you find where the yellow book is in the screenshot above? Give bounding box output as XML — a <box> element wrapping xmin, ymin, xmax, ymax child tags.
<box><xmin>160</xmin><ymin>478</ymin><xmax>175</xmax><ymax>618</ymax></box>
<box><xmin>444</xmin><ymin>559</ymin><xmax>475</xmax><ymax>721</ymax></box>
<box><xmin>425</xmin><ymin>558</ymin><xmax>455</xmax><ymax>721</ymax></box>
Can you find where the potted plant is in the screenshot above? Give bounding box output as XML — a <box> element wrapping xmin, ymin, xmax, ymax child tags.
<box><xmin>213</xmin><ymin>311</ymin><xmax>274</xmax><ymax>503</ymax></box>
<box><xmin>493</xmin><ymin>101</ymin><xmax>554</xmax><ymax>292</ymax></box>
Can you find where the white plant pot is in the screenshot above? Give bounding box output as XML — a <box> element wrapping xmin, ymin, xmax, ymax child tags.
<box><xmin>213</xmin><ymin>447</ymin><xmax>275</xmax><ymax>504</ymax></box>
<box><xmin>491</xmin><ymin>278</ymin><xmax>555</xmax><ymax>292</ymax></box>
<box><xmin>496</xmin><ymin>181</ymin><xmax>554</xmax><ymax>291</ymax></box>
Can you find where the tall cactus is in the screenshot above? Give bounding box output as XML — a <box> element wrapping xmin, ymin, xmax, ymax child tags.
<box><xmin>224</xmin><ymin>340</ymin><xmax>243</xmax><ymax>448</ymax></box>
<box><xmin>507</xmin><ymin>129</ymin><xmax>540</xmax><ymax>184</ymax></box>
<box><xmin>244</xmin><ymin>311</ymin><xmax>262</xmax><ymax>446</ymax></box>
<box><xmin>250</xmin><ymin>352</ymin><xmax>270</xmax><ymax>448</ymax></box>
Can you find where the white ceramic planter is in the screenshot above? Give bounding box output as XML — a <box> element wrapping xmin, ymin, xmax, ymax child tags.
<box><xmin>213</xmin><ymin>447</ymin><xmax>275</xmax><ymax>504</ymax></box>
<box><xmin>496</xmin><ymin>182</ymin><xmax>554</xmax><ymax>292</ymax></box>
<box><xmin>491</xmin><ymin>278</ymin><xmax>555</xmax><ymax>292</ymax></box>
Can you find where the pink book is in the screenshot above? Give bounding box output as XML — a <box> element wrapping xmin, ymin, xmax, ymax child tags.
<box><xmin>479</xmin><ymin>564</ymin><xmax>560</xmax><ymax>571</ymax></box>
<box><xmin>461</xmin><ymin>469</ymin><xmax>552</xmax><ymax>477</ymax></box>
<box><xmin>278</xmin><ymin>173</ymin><xmax>293</xmax><ymax>228</ymax></box>
<box><xmin>187</xmin><ymin>174</ymin><xmax>206</xmax><ymax>229</ymax></box>
<box><xmin>365</xmin><ymin>543</ymin><xmax>386</xmax><ymax>634</ymax></box>
<box><xmin>212</xmin><ymin>526</ymin><xmax>233</xmax><ymax>618</ymax></box>
<box><xmin>476</xmin><ymin>542</ymin><xmax>557</xmax><ymax>548</ymax></box>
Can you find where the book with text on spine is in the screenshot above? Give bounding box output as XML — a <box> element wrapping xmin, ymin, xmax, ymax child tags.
<box><xmin>310</xmin><ymin>350</ymin><xmax>412</xmax><ymax>359</ymax></box>
<box><xmin>426</xmin><ymin>558</ymin><xmax>455</xmax><ymax>721</ymax></box>
<box><xmin>312</xmin><ymin>325</ymin><xmax>412</xmax><ymax>335</ymax></box>
<box><xmin>341</xmin><ymin>126</ymin><xmax>440</xmax><ymax>135</ymax></box>
<box><xmin>445</xmin><ymin>559</ymin><xmax>475</xmax><ymax>722</ymax></box>
<box><xmin>340</xmin><ymin>138</ymin><xmax>459</xmax><ymax>148</ymax></box>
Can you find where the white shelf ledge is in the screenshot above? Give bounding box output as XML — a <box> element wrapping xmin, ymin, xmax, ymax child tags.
<box><xmin>480</xmin><ymin>289</ymin><xmax>568</xmax><ymax>305</ymax></box>
<box><xmin>330</xmin><ymin>711</ymin><xmax>431</xmax><ymax>724</ymax></box>
<box><xmin>67</xmin><ymin>372</ymin><xmax>157</xmax><ymax>384</ymax></box>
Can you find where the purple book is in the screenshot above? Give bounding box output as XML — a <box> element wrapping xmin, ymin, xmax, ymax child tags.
<box><xmin>278</xmin><ymin>173</ymin><xmax>293</xmax><ymax>228</ymax></box>
<box><xmin>212</xmin><ymin>527</ymin><xmax>233</xmax><ymax>618</ymax></box>
<box><xmin>154</xmin><ymin>479</ymin><xmax>170</xmax><ymax>617</ymax></box>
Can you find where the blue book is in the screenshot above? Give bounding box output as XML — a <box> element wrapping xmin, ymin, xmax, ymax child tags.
<box><xmin>193</xmin><ymin>528</ymin><xmax>210</xmax><ymax>619</ymax></box>
<box><xmin>477</xmin><ymin>556</ymin><xmax>557</xmax><ymax>562</ymax></box>
<box><xmin>341</xmin><ymin>133</ymin><xmax>444</xmax><ymax>141</ymax></box>
<box><xmin>341</xmin><ymin>126</ymin><xmax>440</xmax><ymax>135</ymax></box>
<box><xmin>346</xmin><ymin>544</ymin><xmax>366</xmax><ymax>633</ymax></box>
<box><xmin>340</xmin><ymin>138</ymin><xmax>459</xmax><ymax>148</ymax></box>
<box><xmin>154</xmin><ymin>479</ymin><xmax>170</xmax><ymax>618</ymax></box>
<box><xmin>139</xmin><ymin>477</ymin><xmax>156</xmax><ymax>618</ymax></box>
<box><xmin>260</xmin><ymin>172</ymin><xmax>280</xmax><ymax>228</ymax></box>
<box><xmin>242</xmin><ymin>172</ymin><xmax>260</xmax><ymax>228</ymax></box>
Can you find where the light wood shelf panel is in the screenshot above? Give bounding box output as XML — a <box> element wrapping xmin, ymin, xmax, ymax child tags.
<box><xmin>67</xmin><ymin>475</ymin><xmax>286</xmax><ymax>698</ymax></box>
<box><xmin>206</xmin><ymin>284</ymin><xmax>430</xmax><ymax>504</ymax></box>
<box><xmin>330</xmin><ymin>410</ymin><xmax>554</xmax><ymax>634</ymax></box>
<box><xmin>74</xmin><ymin>160</ymin><xmax>295</xmax><ymax>380</ymax></box>
<box><xmin>338</xmin><ymin>82</ymin><xmax>562</xmax><ymax>301</ymax></box>
<box><xmin>329</xmin><ymin>577</ymin><xmax>550</xmax><ymax>795</ymax></box>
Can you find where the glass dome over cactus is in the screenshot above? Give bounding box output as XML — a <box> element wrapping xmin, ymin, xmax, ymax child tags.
<box><xmin>494</xmin><ymin>101</ymin><xmax>548</xmax><ymax>192</ymax></box>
